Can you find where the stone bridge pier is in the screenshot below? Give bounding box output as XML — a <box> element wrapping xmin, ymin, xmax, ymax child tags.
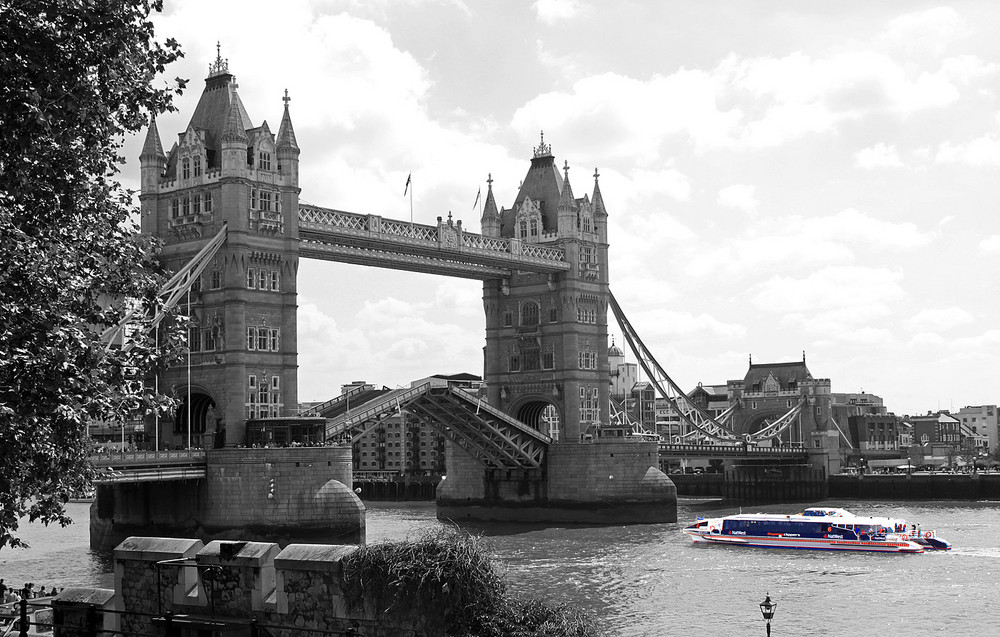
<box><xmin>91</xmin><ymin>447</ymin><xmax>364</xmax><ymax>551</ymax></box>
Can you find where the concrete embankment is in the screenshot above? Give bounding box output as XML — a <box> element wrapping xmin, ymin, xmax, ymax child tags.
<box><xmin>829</xmin><ymin>473</ymin><xmax>1000</xmax><ymax>500</ymax></box>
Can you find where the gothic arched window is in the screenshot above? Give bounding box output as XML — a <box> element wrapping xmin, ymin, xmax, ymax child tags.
<box><xmin>181</xmin><ymin>158</ymin><xmax>190</xmax><ymax>180</ymax></box>
<box><xmin>520</xmin><ymin>301</ymin><xmax>539</xmax><ymax>326</ymax></box>
<box><xmin>193</xmin><ymin>156</ymin><xmax>202</xmax><ymax>177</ymax></box>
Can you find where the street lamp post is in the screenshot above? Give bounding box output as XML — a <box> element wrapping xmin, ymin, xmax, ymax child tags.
<box><xmin>759</xmin><ymin>593</ymin><xmax>777</xmax><ymax>636</ymax></box>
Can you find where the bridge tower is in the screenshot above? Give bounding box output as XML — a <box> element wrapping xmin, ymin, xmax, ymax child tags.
<box><xmin>139</xmin><ymin>50</ymin><xmax>301</xmax><ymax>448</ymax></box>
<box><xmin>481</xmin><ymin>135</ymin><xmax>610</xmax><ymax>442</ymax></box>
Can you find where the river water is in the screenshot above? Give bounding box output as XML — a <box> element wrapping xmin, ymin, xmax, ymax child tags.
<box><xmin>2</xmin><ymin>498</ymin><xmax>997</xmax><ymax>635</ymax></box>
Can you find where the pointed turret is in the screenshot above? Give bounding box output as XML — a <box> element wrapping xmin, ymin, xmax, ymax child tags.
<box><xmin>220</xmin><ymin>95</ymin><xmax>247</xmax><ymax>177</ymax></box>
<box><xmin>221</xmin><ymin>97</ymin><xmax>248</xmax><ymax>144</ymax></box>
<box><xmin>592</xmin><ymin>167</ymin><xmax>606</xmax><ymax>217</ymax></box>
<box><xmin>557</xmin><ymin>159</ymin><xmax>578</xmax><ymax>236</ymax></box>
<box><xmin>276</xmin><ymin>89</ymin><xmax>299</xmax><ymax>151</ymax></box>
<box><xmin>139</xmin><ymin>116</ymin><xmax>166</xmax><ymax>197</ymax></box>
<box><xmin>592</xmin><ymin>167</ymin><xmax>607</xmax><ymax>242</ymax></box>
<box><xmin>140</xmin><ymin>117</ymin><xmax>165</xmax><ymax>161</ymax></box>
<box><xmin>480</xmin><ymin>173</ymin><xmax>500</xmax><ymax>237</ymax></box>
<box><xmin>276</xmin><ymin>89</ymin><xmax>300</xmax><ymax>186</ymax></box>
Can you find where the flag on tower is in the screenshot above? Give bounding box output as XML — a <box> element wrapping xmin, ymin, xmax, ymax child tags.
<box><xmin>404</xmin><ymin>173</ymin><xmax>411</xmax><ymax>196</ymax></box>
<box><xmin>473</xmin><ymin>186</ymin><xmax>481</xmax><ymax>210</ymax></box>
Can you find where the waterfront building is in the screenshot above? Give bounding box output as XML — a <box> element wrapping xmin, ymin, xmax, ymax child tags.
<box><xmin>847</xmin><ymin>414</ymin><xmax>903</xmax><ymax>451</ymax></box>
<box><xmin>953</xmin><ymin>404</ymin><xmax>998</xmax><ymax>453</ymax></box>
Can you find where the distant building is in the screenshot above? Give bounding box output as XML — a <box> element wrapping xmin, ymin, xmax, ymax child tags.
<box><xmin>847</xmin><ymin>414</ymin><xmax>903</xmax><ymax>451</ymax></box>
<box><xmin>608</xmin><ymin>339</ymin><xmax>637</xmax><ymax>401</ymax></box>
<box><xmin>909</xmin><ymin>412</ymin><xmax>962</xmax><ymax>451</ymax></box>
<box><xmin>953</xmin><ymin>405</ymin><xmax>998</xmax><ymax>453</ymax></box>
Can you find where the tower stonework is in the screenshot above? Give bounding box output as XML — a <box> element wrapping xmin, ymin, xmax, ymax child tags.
<box><xmin>438</xmin><ymin>136</ymin><xmax>676</xmax><ymax>523</ymax></box>
<box><xmin>140</xmin><ymin>53</ymin><xmax>300</xmax><ymax>448</ymax></box>
<box><xmin>481</xmin><ymin>136</ymin><xmax>610</xmax><ymax>442</ymax></box>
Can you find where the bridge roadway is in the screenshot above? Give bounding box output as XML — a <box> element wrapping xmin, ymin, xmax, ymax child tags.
<box><xmin>89</xmin><ymin>443</ymin><xmax>805</xmax><ymax>484</ymax></box>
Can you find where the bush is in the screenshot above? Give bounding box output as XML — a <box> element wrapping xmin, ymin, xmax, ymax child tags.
<box><xmin>340</xmin><ymin>528</ymin><xmax>598</xmax><ymax>636</ymax></box>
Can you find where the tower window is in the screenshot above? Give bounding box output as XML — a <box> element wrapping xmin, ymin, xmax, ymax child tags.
<box><xmin>193</xmin><ymin>156</ymin><xmax>202</xmax><ymax>177</ymax></box>
<box><xmin>204</xmin><ymin>192</ymin><xmax>213</xmax><ymax>213</ymax></box>
<box><xmin>193</xmin><ymin>194</ymin><xmax>201</xmax><ymax>214</ymax></box>
<box><xmin>259</xmin><ymin>151</ymin><xmax>272</xmax><ymax>171</ymax></box>
<box><xmin>182</xmin><ymin>158</ymin><xmax>190</xmax><ymax>180</ymax></box>
<box><xmin>520</xmin><ymin>301</ymin><xmax>539</xmax><ymax>326</ymax></box>
<box><xmin>181</xmin><ymin>197</ymin><xmax>190</xmax><ymax>216</ymax></box>
<box><xmin>170</xmin><ymin>199</ymin><xmax>179</xmax><ymax>218</ymax></box>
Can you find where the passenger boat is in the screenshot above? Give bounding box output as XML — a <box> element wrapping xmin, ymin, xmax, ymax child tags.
<box><xmin>682</xmin><ymin>507</ymin><xmax>951</xmax><ymax>553</ymax></box>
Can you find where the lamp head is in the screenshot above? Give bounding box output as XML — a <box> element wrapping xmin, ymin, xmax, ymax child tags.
<box><xmin>759</xmin><ymin>594</ymin><xmax>777</xmax><ymax>620</ymax></box>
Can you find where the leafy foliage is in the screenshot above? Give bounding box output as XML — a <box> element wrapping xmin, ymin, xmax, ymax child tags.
<box><xmin>341</xmin><ymin>528</ymin><xmax>598</xmax><ymax>637</ymax></box>
<box><xmin>0</xmin><ymin>0</ymin><xmax>185</xmax><ymax>548</ymax></box>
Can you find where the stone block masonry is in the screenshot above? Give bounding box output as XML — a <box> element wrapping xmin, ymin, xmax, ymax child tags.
<box><xmin>438</xmin><ymin>439</ymin><xmax>677</xmax><ymax>523</ymax></box>
<box><xmin>106</xmin><ymin>536</ymin><xmax>439</xmax><ymax>637</ymax></box>
<box><xmin>91</xmin><ymin>447</ymin><xmax>365</xmax><ymax>551</ymax></box>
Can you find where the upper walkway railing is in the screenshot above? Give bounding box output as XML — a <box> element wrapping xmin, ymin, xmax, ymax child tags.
<box><xmin>658</xmin><ymin>442</ymin><xmax>808</xmax><ymax>459</ymax></box>
<box><xmin>91</xmin><ymin>449</ymin><xmax>208</xmax><ymax>483</ymax></box>
<box><xmin>298</xmin><ymin>205</ymin><xmax>571</xmax><ymax>279</ymax></box>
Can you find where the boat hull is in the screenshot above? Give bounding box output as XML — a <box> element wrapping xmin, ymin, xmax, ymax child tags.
<box><xmin>684</xmin><ymin>531</ymin><xmax>924</xmax><ymax>553</ymax></box>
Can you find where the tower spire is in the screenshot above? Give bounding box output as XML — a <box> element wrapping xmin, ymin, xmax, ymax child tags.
<box><xmin>592</xmin><ymin>167</ymin><xmax>607</xmax><ymax>217</ymax></box>
<box><xmin>140</xmin><ymin>115</ymin><xmax>165</xmax><ymax>160</ymax></box>
<box><xmin>276</xmin><ymin>88</ymin><xmax>299</xmax><ymax>151</ymax></box>
<box><xmin>480</xmin><ymin>173</ymin><xmax>501</xmax><ymax>237</ymax></box>
<box><xmin>558</xmin><ymin>159</ymin><xmax>576</xmax><ymax>209</ymax></box>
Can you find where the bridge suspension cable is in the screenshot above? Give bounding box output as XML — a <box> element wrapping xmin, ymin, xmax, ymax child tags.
<box><xmin>608</xmin><ymin>291</ymin><xmax>807</xmax><ymax>445</ymax></box>
<box><xmin>102</xmin><ymin>223</ymin><xmax>229</xmax><ymax>353</ymax></box>
<box><xmin>608</xmin><ymin>291</ymin><xmax>738</xmax><ymax>442</ymax></box>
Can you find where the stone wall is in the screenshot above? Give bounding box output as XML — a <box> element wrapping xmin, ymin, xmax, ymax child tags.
<box><xmin>110</xmin><ymin>536</ymin><xmax>437</xmax><ymax>637</ymax></box>
<box><xmin>438</xmin><ymin>439</ymin><xmax>676</xmax><ymax>523</ymax></box>
<box><xmin>91</xmin><ymin>447</ymin><xmax>365</xmax><ymax>551</ymax></box>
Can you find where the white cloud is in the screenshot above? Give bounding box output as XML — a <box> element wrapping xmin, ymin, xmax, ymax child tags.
<box><xmin>935</xmin><ymin>136</ymin><xmax>1000</xmax><ymax>167</ymax></box>
<box><xmin>980</xmin><ymin>235</ymin><xmax>1000</xmax><ymax>253</ymax></box>
<box><xmin>878</xmin><ymin>7</ymin><xmax>969</xmax><ymax>58</ymax></box>
<box><xmin>533</xmin><ymin>0</ymin><xmax>584</xmax><ymax>24</ymax></box>
<box><xmin>717</xmin><ymin>184</ymin><xmax>759</xmax><ymax>214</ymax></box>
<box><xmin>749</xmin><ymin>266</ymin><xmax>906</xmax><ymax>314</ymax></box>
<box><xmin>904</xmin><ymin>307</ymin><xmax>976</xmax><ymax>332</ymax></box>
<box><xmin>856</xmin><ymin>143</ymin><xmax>904</xmax><ymax>169</ymax></box>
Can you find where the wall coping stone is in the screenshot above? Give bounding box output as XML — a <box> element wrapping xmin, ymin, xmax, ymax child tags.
<box><xmin>197</xmin><ymin>540</ymin><xmax>280</xmax><ymax>566</ymax></box>
<box><xmin>113</xmin><ymin>536</ymin><xmax>204</xmax><ymax>562</ymax></box>
<box><xmin>274</xmin><ymin>543</ymin><xmax>356</xmax><ymax>572</ymax></box>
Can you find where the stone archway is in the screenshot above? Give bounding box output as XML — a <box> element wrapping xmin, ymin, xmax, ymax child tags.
<box><xmin>739</xmin><ymin>409</ymin><xmax>794</xmax><ymax>444</ymax></box>
<box><xmin>173</xmin><ymin>390</ymin><xmax>218</xmax><ymax>448</ymax></box>
<box><xmin>513</xmin><ymin>399</ymin><xmax>561</xmax><ymax>441</ymax></box>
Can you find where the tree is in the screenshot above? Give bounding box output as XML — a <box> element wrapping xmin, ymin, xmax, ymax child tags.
<box><xmin>0</xmin><ymin>0</ymin><xmax>186</xmax><ymax>548</ymax></box>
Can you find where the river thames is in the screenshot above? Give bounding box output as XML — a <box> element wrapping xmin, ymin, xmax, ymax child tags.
<box><xmin>2</xmin><ymin>498</ymin><xmax>997</xmax><ymax>635</ymax></box>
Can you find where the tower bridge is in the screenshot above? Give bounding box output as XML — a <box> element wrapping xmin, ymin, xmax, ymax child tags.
<box><xmin>94</xmin><ymin>51</ymin><xmax>831</xmax><ymax>546</ymax></box>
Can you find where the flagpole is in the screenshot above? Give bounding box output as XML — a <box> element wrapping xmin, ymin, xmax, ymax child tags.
<box><xmin>409</xmin><ymin>175</ymin><xmax>413</xmax><ymax>224</ymax></box>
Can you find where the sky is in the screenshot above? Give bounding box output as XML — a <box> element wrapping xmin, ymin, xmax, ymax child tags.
<box><xmin>120</xmin><ymin>0</ymin><xmax>1000</xmax><ymax>417</ymax></box>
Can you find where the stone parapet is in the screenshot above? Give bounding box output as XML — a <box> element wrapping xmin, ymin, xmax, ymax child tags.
<box><xmin>106</xmin><ymin>536</ymin><xmax>437</xmax><ymax>636</ymax></box>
